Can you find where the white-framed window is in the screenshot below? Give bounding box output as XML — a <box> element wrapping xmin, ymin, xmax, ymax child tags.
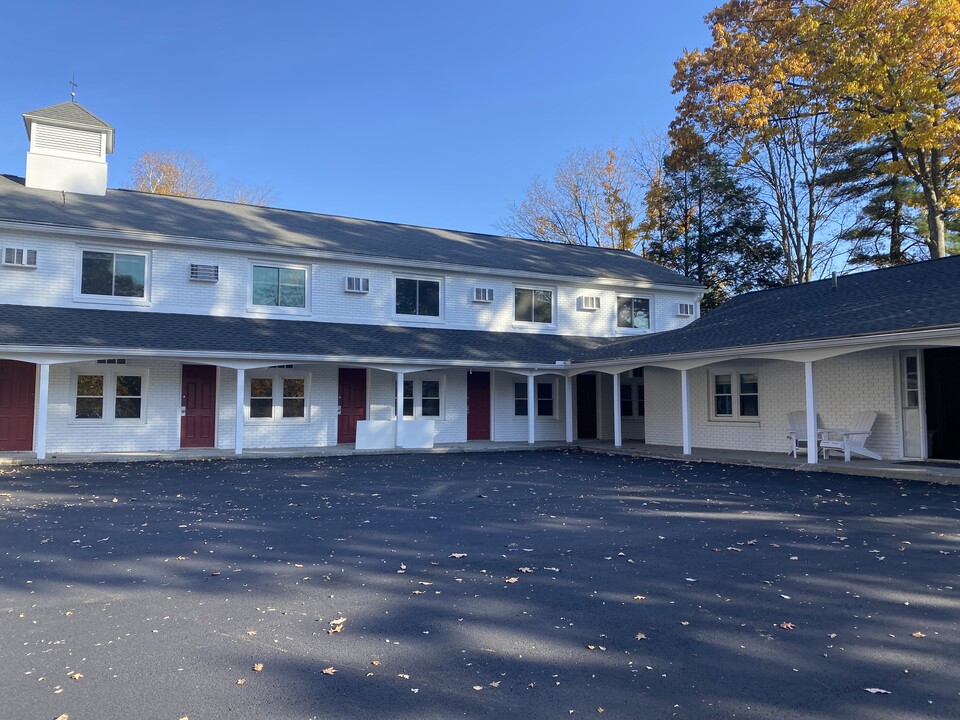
<box><xmin>619</xmin><ymin>368</ymin><xmax>645</xmax><ymax>418</ymax></box>
<box><xmin>77</xmin><ymin>248</ymin><xmax>149</xmax><ymax>302</ymax></box>
<box><xmin>514</xmin><ymin>287</ymin><xmax>554</xmax><ymax>324</ymax></box>
<box><xmin>247</xmin><ymin>371</ymin><xmax>308</xmax><ymax>421</ymax></box>
<box><xmin>73</xmin><ymin>368</ymin><xmax>147</xmax><ymax>422</ymax></box>
<box><xmin>249</xmin><ymin>262</ymin><xmax>308</xmax><ymax>312</ymax></box>
<box><xmin>514</xmin><ymin>380</ymin><xmax>556</xmax><ymax>417</ymax></box>
<box><xmin>395</xmin><ymin>276</ymin><xmax>441</xmax><ymax>317</ymax></box>
<box><xmin>396</xmin><ymin>377</ymin><xmax>444</xmax><ymax>419</ymax></box>
<box><xmin>617</xmin><ymin>297</ymin><xmax>651</xmax><ymax>330</ymax></box>
<box><xmin>711</xmin><ymin>371</ymin><xmax>759</xmax><ymax>421</ymax></box>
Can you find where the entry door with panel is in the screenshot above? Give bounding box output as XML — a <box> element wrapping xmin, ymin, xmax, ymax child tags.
<box><xmin>0</xmin><ymin>360</ymin><xmax>35</xmax><ymax>451</ymax></box>
<box><xmin>577</xmin><ymin>374</ymin><xmax>598</xmax><ymax>440</ymax></box>
<box><xmin>467</xmin><ymin>371</ymin><xmax>491</xmax><ymax>440</ymax></box>
<box><xmin>338</xmin><ymin>368</ymin><xmax>367</xmax><ymax>444</ymax></box>
<box><xmin>181</xmin><ymin>364</ymin><xmax>217</xmax><ymax>448</ymax></box>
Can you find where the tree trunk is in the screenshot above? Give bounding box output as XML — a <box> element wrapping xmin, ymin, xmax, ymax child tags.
<box><xmin>924</xmin><ymin>188</ymin><xmax>946</xmax><ymax>259</ymax></box>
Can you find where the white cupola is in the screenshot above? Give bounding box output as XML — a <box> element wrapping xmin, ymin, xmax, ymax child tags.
<box><xmin>23</xmin><ymin>101</ymin><xmax>114</xmax><ymax>196</ymax></box>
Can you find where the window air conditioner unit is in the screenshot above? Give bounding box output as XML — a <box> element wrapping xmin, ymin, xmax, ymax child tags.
<box><xmin>578</xmin><ymin>295</ymin><xmax>601</xmax><ymax>311</ymax></box>
<box><xmin>3</xmin><ymin>247</ymin><xmax>37</xmax><ymax>268</ymax></box>
<box><xmin>345</xmin><ymin>276</ymin><xmax>370</xmax><ymax>293</ymax></box>
<box><xmin>473</xmin><ymin>287</ymin><xmax>494</xmax><ymax>303</ymax></box>
<box><xmin>677</xmin><ymin>302</ymin><xmax>696</xmax><ymax>317</ymax></box>
<box><xmin>189</xmin><ymin>263</ymin><xmax>219</xmax><ymax>282</ymax></box>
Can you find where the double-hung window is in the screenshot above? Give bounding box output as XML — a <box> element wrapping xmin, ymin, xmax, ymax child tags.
<box><xmin>514</xmin><ymin>381</ymin><xmax>555</xmax><ymax>417</ymax></box>
<box><xmin>617</xmin><ymin>297</ymin><xmax>650</xmax><ymax>330</ymax></box>
<box><xmin>252</xmin><ymin>265</ymin><xmax>307</xmax><ymax>308</ymax></box>
<box><xmin>80</xmin><ymin>250</ymin><xmax>146</xmax><ymax>298</ymax></box>
<box><xmin>514</xmin><ymin>288</ymin><xmax>553</xmax><ymax>323</ymax></box>
<box><xmin>712</xmin><ymin>371</ymin><xmax>759</xmax><ymax>420</ymax></box>
<box><xmin>396</xmin><ymin>277</ymin><xmax>441</xmax><ymax>317</ymax></box>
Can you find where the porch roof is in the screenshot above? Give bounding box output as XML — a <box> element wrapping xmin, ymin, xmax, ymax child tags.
<box><xmin>0</xmin><ymin>303</ymin><xmax>605</xmax><ymax>367</ymax></box>
<box><xmin>574</xmin><ymin>256</ymin><xmax>960</xmax><ymax>364</ymax></box>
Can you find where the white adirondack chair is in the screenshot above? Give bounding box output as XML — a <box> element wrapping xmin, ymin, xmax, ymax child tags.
<box><xmin>819</xmin><ymin>411</ymin><xmax>881</xmax><ymax>462</ymax></box>
<box><xmin>786</xmin><ymin>410</ymin><xmax>813</xmax><ymax>458</ymax></box>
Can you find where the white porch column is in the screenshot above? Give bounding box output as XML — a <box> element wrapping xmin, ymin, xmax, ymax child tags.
<box><xmin>612</xmin><ymin>372</ymin><xmax>622</xmax><ymax>448</ymax></box>
<box><xmin>395</xmin><ymin>370</ymin><xmax>405</xmax><ymax>447</ymax></box>
<box><xmin>35</xmin><ymin>363</ymin><xmax>50</xmax><ymax>461</ymax></box>
<box><xmin>680</xmin><ymin>368</ymin><xmax>691</xmax><ymax>455</ymax></box>
<box><xmin>234</xmin><ymin>367</ymin><xmax>245</xmax><ymax>456</ymax></box>
<box><xmin>804</xmin><ymin>360</ymin><xmax>818</xmax><ymax>464</ymax></box>
<box><xmin>564</xmin><ymin>375</ymin><xmax>574</xmax><ymax>443</ymax></box>
<box><xmin>527</xmin><ymin>375</ymin><xmax>536</xmax><ymax>445</ymax></box>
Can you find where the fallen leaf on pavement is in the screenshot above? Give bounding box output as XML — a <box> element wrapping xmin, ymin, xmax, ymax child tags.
<box><xmin>864</xmin><ymin>688</ymin><xmax>891</xmax><ymax>694</ymax></box>
<box><xmin>450</xmin><ymin>553</ymin><xmax>467</xmax><ymax>559</ymax></box>
<box><xmin>778</xmin><ymin>622</ymin><xmax>796</xmax><ymax>630</ymax></box>
<box><xmin>633</xmin><ymin>595</ymin><xmax>646</xmax><ymax>601</ymax></box>
<box><xmin>236</xmin><ymin>678</ymin><xmax>246</xmax><ymax>685</ymax></box>
<box><xmin>636</xmin><ymin>632</ymin><xmax>647</xmax><ymax>640</ymax></box>
<box><xmin>252</xmin><ymin>663</ymin><xmax>264</xmax><ymax>672</ymax></box>
<box><xmin>505</xmin><ymin>577</ymin><xmax>519</xmax><ymax>584</ymax></box>
<box><xmin>322</xmin><ymin>667</ymin><xmax>337</xmax><ymax>675</ymax></box>
<box><xmin>911</xmin><ymin>631</ymin><xmax>926</xmax><ymax>638</ymax></box>
<box><xmin>67</xmin><ymin>672</ymin><xmax>83</xmax><ymax>681</ymax></box>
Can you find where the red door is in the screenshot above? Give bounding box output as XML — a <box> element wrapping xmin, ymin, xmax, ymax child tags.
<box><xmin>338</xmin><ymin>368</ymin><xmax>367</xmax><ymax>444</ymax></box>
<box><xmin>467</xmin><ymin>371</ymin><xmax>491</xmax><ymax>440</ymax></box>
<box><xmin>181</xmin><ymin>364</ymin><xmax>217</xmax><ymax>448</ymax></box>
<box><xmin>0</xmin><ymin>360</ymin><xmax>35</xmax><ymax>451</ymax></box>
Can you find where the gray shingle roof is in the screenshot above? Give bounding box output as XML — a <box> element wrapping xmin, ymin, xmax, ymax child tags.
<box><xmin>0</xmin><ymin>174</ymin><xmax>700</xmax><ymax>286</ymax></box>
<box><xmin>0</xmin><ymin>304</ymin><xmax>606</xmax><ymax>365</ymax></box>
<box><xmin>22</xmin><ymin>102</ymin><xmax>114</xmax><ymax>130</ymax></box>
<box><xmin>575</xmin><ymin>256</ymin><xmax>960</xmax><ymax>362</ymax></box>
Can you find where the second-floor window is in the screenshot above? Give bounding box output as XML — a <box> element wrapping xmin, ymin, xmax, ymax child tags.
<box><xmin>515</xmin><ymin>288</ymin><xmax>553</xmax><ymax>323</ymax></box>
<box><xmin>80</xmin><ymin>250</ymin><xmax>146</xmax><ymax>298</ymax></box>
<box><xmin>252</xmin><ymin>265</ymin><xmax>306</xmax><ymax>308</ymax></box>
<box><xmin>396</xmin><ymin>278</ymin><xmax>440</xmax><ymax>317</ymax></box>
<box><xmin>617</xmin><ymin>297</ymin><xmax>651</xmax><ymax>329</ymax></box>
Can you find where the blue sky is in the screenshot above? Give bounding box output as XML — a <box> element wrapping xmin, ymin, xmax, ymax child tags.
<box><xmin>1</xmin><ymin>1</ymin><xmax>717</xmax><ymax>235</ymax></box>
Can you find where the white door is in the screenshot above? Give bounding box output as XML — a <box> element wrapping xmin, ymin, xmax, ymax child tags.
<box><xmin>900</xmin><ymin>350</ymin><xmax>923</xmax><ymax>458</ymax></box>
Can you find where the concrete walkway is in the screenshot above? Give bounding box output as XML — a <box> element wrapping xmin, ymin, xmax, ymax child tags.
<box><xmin>3</xmin><ymin>439</ymin><xmax>958</xmax><ymax>484</ymax></box>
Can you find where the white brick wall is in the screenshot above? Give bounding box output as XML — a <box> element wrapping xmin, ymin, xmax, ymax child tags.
<box><xmin>46</xmin><ymin>359</ymin><xmax>183</xmax><ymax>453</ymax></box>
<box><xmin>644</xmin><ymin>349</ymin><xmax>903</xmax><ymax>459</ymax></box>
<box><xmin>492</xmin><ymin>371</ymin><xmax>567</xmax><ymax>442</ymax></box>
<box><xmin>0</xmin><ymin>231</ymin><xmax>701</xmax><ymax>339</ymax></box>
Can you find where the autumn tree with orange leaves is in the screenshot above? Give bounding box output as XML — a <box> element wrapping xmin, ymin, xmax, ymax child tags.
<box><xmin>129</xmin><ymin>151</ymin><xmax>274</xmax><ymax>206</ymax></box>
<box><xmin>673</xmin><ymin>0</ymin><xmax>959</xmax><ymax>273</ymax></box>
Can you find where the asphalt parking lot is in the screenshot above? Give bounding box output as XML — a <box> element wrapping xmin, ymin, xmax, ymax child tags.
<box><xmin>1</xmin><ymin>450</ymin><xmax>958</xmax><ymax>720</ymax></box>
